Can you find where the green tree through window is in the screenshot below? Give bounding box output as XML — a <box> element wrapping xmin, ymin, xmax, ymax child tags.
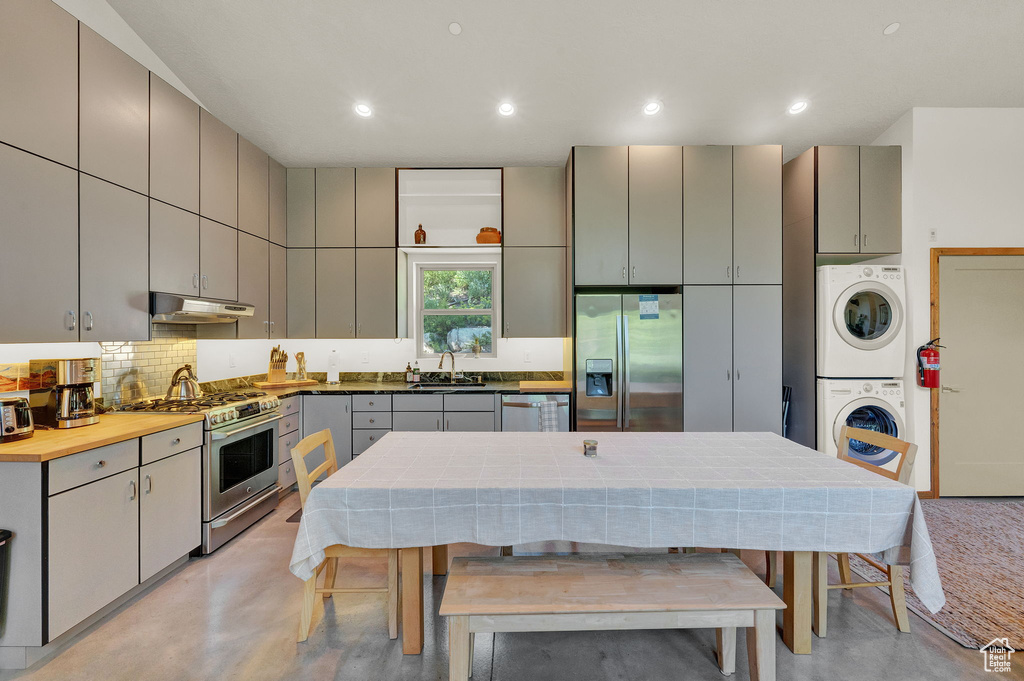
<box><xmin>420</xmin><ymin>267</ymin><xmax>494</xmax><ymax>355</ymax></box>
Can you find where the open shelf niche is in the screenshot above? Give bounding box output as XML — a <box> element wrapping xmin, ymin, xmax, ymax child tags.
<box><xmin>398</xmin><ymin>169</ymin><xmax>502</xmax><ymax>247</ymax></box>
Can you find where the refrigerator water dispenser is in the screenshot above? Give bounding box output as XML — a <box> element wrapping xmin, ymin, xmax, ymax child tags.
<box><xmin>585</xmin><ymin>359</ymin><xmax>613</xmax><ymax>397</ymax></box>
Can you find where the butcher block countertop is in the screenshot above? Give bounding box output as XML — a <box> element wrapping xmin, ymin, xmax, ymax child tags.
<box><xmin>518</xmin><ymin>380</ymin><xmax>572</xmax><ymax>393</ymax></box>
<box><xmin>0</xmin><ymin>413</ymin><xmax>205</xmax><ymax>463</ymax></box>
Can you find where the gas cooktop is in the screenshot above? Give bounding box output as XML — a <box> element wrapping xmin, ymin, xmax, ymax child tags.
<box><xmin>114</xmin><ymin>391</ymin><xmax>269</xmax><ymax>413</ymax></box>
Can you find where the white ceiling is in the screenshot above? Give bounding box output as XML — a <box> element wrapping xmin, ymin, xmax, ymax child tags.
<box><xmin>106</xmin><ymin>0</ymin><xmax>1024</xmax><ymax>167</ymax></box>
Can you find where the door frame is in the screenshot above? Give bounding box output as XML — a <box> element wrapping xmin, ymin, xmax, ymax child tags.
<box><xmin>929</xmin><ymin>247</ymin><xmax>1024</xmax><ymax>497</ymax></box>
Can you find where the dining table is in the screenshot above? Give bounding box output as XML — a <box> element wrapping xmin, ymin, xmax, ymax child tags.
<box><xmin>289</xmin><ymin>430</ymin><xmax>945</xmax><ymax>655</ymax></box>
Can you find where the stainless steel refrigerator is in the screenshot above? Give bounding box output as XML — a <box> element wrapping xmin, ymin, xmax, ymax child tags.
<box><xmin>575</xmin><ymin>293</ymin><xmax>682</xmax><ymax>431</ymax></box>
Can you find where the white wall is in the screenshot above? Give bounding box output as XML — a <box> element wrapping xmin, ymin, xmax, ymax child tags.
<box><xmin>872</xmin><ymin>107</ymin><xmax>1024</xmax><ymax>492</ymax></box>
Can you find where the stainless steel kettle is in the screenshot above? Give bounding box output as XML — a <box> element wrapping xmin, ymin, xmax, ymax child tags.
<box><xmin>165</xmin><ymin>364</ymin><xmax>203</xmax><ymax>400</ymax></box>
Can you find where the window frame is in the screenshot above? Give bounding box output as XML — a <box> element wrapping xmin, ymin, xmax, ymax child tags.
<box><xmin>416</xmin><ymin>262</ymin><xmax>498</xmax><ymax>359</ymax></box>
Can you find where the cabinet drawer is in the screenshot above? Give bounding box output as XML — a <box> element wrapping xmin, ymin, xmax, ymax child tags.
<box><xmin>141</xmin><ymin>422</ymin><xmax>204</xmax><ymax>466</ymax></box>
<box><xmin>444</xmin><ymin>411</ymin><xmax>496</xmax><ymax>432</ymax></box>
<box><xmin>280</xmin><ymin>396</ymin><xmax>300</xmax><ymax>416</ymax></box>
<box><xmin>50</xmin><ymin>439</ymin><xmax>139</xmax><ymax>495</ymax></box>
<box><xmin>279</xmin><ymin>431</ymin><xmax>302</xmax><ymax>463</ymax></box>
<box><xmin>280</xmin><ymin>414</ymin><xmax>300</xmax><ymax>436</ymax></box>
<box><xmin>278</xmin><ymin>458</ymin><xmax>297</xmax><ymax>489</ymax></box>
<box><xmin>392</xmin><ymin>394</ymin><xmax>443</xmax><ymax>411</ymax></box>
<box><xmin>392</xmin><ymin>411</ymin><xmax>443</xmax><ymax>432</ymax></box>
<box><xmin>353</xmin><ymin>429</ymin><xmax>391</xmax><ymax>457</ymax></box>
<box><xmin>443</xmin><ymin>394</ymin><xmax>495</xmax><ymax>412</ymax></box>
<box><xmin>353</xmin><ymin>412</ymin><xmax>392</xmax><ymax>429</ymax></box>
<box><xmin>353</xmin><ymin>394</ymin><xmax>391</xmax><ymax>411</ymax></box>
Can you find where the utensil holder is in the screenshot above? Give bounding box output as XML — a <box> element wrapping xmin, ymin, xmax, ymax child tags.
<box><xmin>267</xmin><ymin>361</ymin><xmax>287</xmax><ymax>384</ymax></box>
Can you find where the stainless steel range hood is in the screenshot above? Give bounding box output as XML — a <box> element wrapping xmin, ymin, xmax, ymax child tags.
<box><xmin>150</xmin><ymin>293</ymin><xmax>255</xmax><ymax>324</ymax></box>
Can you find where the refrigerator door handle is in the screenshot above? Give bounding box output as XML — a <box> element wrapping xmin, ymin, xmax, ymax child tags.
<box><xmin>622</xmin><ymin>315</ymin><xmax>631</xmax><ymax>430</ymax></box>
<box><xmin>615</xmin><ymin>315</ymin><xmax>624</xmax><ymax>429</ymax></box>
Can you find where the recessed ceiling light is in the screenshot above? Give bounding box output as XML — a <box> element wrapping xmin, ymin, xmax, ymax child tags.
<box><xmin>448</xmin><ymin>22</ymin><xmax>462</xmax><ymax>35</ymax></box>
<box><xmin>642</xmin><ymin>100</ymin><xmax>663</xmax><ymax>116</ymax></box>
<box><xmin>497</xmin><ymin>102</ymin><xmax>515</xmax><ymax>116</ymax></box>
<box><xmin>787</xmin><ymin>100</ymin><xmax>809</xmax><ymax>115</ymax></box>
<box><xmin>883</xmin><ymin>22</ymin><xmax>901</xmax><ymax>35</ymax></box>
<box><xmin>353</xmin><ymin>103</ymin><xmax>372</xmax><ymax>118</ymax></box>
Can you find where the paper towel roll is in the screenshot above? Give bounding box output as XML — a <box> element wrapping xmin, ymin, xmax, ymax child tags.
<box><xmin>326</xmin><ymin>350</ymin><xmax>340</xmax><ymax>384</ymax></box>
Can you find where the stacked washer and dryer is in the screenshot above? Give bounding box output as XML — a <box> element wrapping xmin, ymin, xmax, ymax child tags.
<box><xmin>816</xmin><ymin>265</ymin><xmax>908</xmax><ymax>473</ymax></box>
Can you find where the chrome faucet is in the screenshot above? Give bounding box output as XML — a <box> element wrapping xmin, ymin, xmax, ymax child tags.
<box><xmin>438</xmin><ymin>351</ymin><xmax>457</xmax><ymax>383</ymax></box>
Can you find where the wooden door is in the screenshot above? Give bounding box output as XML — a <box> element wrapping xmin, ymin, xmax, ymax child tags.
<box><xmin>140</xmin><ymin>449</ymin><xmax>201</xmax><ymax>582</ymax></box>
<box><xmin>939</xmin><ymin>255</ymin><xmax>1024</xmax><ymax>495</ymax></box>
<box><xmin>573</xmin><ymin>146</ymin><xmax>629</xmax><ymax>285</ymax></box>
<box><xmin>150</xmin><ymin>74</ymin><xmax>199</xmax><ymax>212</ymax></box>
<box><xmin>629</xmin><ymin>146</ymin><xmax>683</xmax><ymax>285</ymax></box>
<box><xmin>199</xmin><ymin>218</ymin><xmax>238</xmax><ymax>301</ymax></box>
<box><xmin>237</xmin><ymin>136</ymin><xmax>269</xmax><ymax>239</ymax></box>
<box><xmin>269</xmin><ymin>158</ymin><xmax>287</xmax><ymax>246</ymax></box>
<box><xmin>150</xmin><ymin>200</ymin><xmax>200</xmax><ymax>297</ymax></box>
<box><xmin>286</xmin><ymin>168</ymin><xmax>316</xmax><ymax>247</ymax></box>
<box><xmin>237</xmin><ymin>232</ymin><xmax>270</xmax><ymax>338</ymax></box>
<box><xmin>860</xmin><ymin>146</ymin><xmax>902</xmax><ymax>254</ymax></box>
<box><xmin>355</xmin><ymin>248</ymin><xmax>397</xmax><ymax>338</ymax></box>
<box><xmin>683</xmin><ymin>146</ymin><xmax>733</xmax><ymax>284</ymax></box>
<box><xmin>199</xmin><ymin>109</ymin><xmax>237</xmax><ymax>228</ymax></box>
<box><xmin>733</xmin><ymin>146</ymin><xmax>782</xmax><ymax>284</ymax></box>
<box><xmin>816</xmin><ymin>146</ymin><xmax>860</xmax><ymax>253</ymax></box>
<box><xmin>356</xmin><ymin>167</ymin><xmax>397</xmax><ymax>247</ymax></box>
<box><xmin>315</xmin><ymin>248</ymin><xmax>356</xmax><ymax>338</ymax></box>
<box><xmin>683</xmin><ymin>286</ymin><xmax>733</xmax><ymax>431</ymax></box>
<box><xmin>732</xmin><ymin>285</ymin><xmax>782</xmax><ymax>434</ymax></box>
<box><xmin>269</xmin><ymin>244</ymin><xmax>287</xmax><ymax>339</ymax></box>
<box><xmin>502</xmin><ymin>166</ymin><xmax>566</xmax><ymax>246</ymax></box>
<box><xmin>503</xmin><ymin>247</ymin><xmax>566</xmax><ymax>338</ymax></box>
<box><xmin>287</xmin><ymin>249</ymin><xmax>315</xmax><ymax>338</ymax></box>
<box><xmin>316</xmin><ymin>167</ymin><xmax>355</xmax><ymax>247</ymax></box>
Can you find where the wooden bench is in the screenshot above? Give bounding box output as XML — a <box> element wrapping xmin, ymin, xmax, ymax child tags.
<box><xmin>439</xmin><ymin>553</ymin><xmax>786</xmax><ymax>681</ymax></box>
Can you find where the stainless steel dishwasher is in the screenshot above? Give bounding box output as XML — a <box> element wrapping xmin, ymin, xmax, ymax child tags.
<box><xmin>500</xmin><ymin>394</ymin><xmax>571</xmax><ymax>432</ymax></box>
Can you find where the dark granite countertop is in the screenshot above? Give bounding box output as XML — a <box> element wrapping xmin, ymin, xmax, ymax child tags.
<box><xmin>260</xmin><ymin>381</ymin><xmax>526</xmax><ymax>399</ymax></box>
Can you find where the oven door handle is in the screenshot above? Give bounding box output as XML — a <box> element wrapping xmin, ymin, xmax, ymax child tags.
<box><xmin>210</xmin><ymin>486</ymin><xmax>279</xmax><ymax>528</ymax></box>
<box><xmin>210</xmin><ymin>414</ymin><xmax>283</xmax><ymax>440</ymax></box>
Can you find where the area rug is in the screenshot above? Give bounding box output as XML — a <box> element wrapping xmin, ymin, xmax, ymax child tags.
<box><xmin>848</xmin><ymin>499</ymin><xmax>1024</xmax><ymax>649</ymax></box>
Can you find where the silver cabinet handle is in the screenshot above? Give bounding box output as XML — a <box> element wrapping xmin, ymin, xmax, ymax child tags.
<box><xmin>726</xmin><ymin>266</ymin><xmax>731</xmax><ymax>279</ymax></box>
<box><xmin>201</xmin><ymin>274</ymin><xmax>209</xmax><ymax>290</ymax></box>
<box><xmin>854</xmin><ymin>234</ymin><xmax>860</xmax><ymax>248</ymax></box>
<box><xmin>735</xmin><ymin>266</ymin><xmax>740</xmax><ymax>280</ymax></box>
<box><xmin>193</xmin><ymin>273</ymin><xmax>200</xmax><ymax>289</ymax></box>
<box><xmin>446</xmin><ymin>419</ymin><xmax>451</xmax><ymax>430</ymax></box>
<box><xmin>145</xmin><ymin>474</ymin><xmax>152</xmax><ymax>494</ymax></box>
<box><xmin>84</xmin><ymin>311</ymin><xmax>94</xmax><ymax>331</ymax></box>
<box><xmin>369</xmin><ymin>418</ymin><xmax>375</xmax><ymax>424</ymax></box>
<box><xmin>270</xmin><ymin>321</ymin><xmax>275</xmax><ymax>334</ymax></box>
<box><xmin>129</xmin><ymin>480</ymin><xmax>137</xmax><ymax>501</ymax></box>
<box><xmin>369</xmin><ymin>435</ymin><xmax>375</xmax><ymax>441</ymax></box>
<box><xmin>96</xmin><ymin>460</ymin><xmax>107</xmax><ymax>468</ymax></box>
<box><xmin>436</xmin><ymin>419</ymin><xmax>441</xmax><ymax>431</ymax></box>
<box><xmin>863</xmin><ymin>234</ymin><xmax>868</xmax><ymax>247</ymax></box>
<box><xmin>348</xmin><ymin>322</ymin><xmax>354</xmax><ymax>335</ymax></box>
<box><xmin>941</xmin><ymin>386</ymin><xmax>960</xmax><ymax>393</ymax></box>
<box><xmin>505</xmin><ymin>320</ymin><xmax>510</xmax><ymax>334</ymax></box>
<box><xmin>285</xmin><ymin>466</ymin><xmax>292</xmax><ymax>474</ymax></box>
<box><xmin>622</xmin><ymin>266</ymin><xmax>627</xmax><ymax>279</ymax></box>
<box><xmin>285</xmin><ymin>439</ymin><xmax>292</xmax><ymax>448</ymax></box>
<box><xmin>264</xmin><ymin>321</ymin><xmax>269</xmax><ymax>333</ymax></box>
<box><xmin>345</xmin><ymin>404</ymin><xmax>349</xmax><ymax>413</ymax></box>
<box><xmin>357</xmin><ymin>323</ymin><xmax>362</xmax><ymax>335</ymax></box>
<box><xmin>66</xmin><ymin>310</ymin><xmax>77</xmax><ymax>331</ymax></box>
<box><xmin>368</xmin><ymin>401</ymin><xmax>374</xmax><ymax>406</ymax></box>
<box><xmin>615</xmin><ymin>315</ymin><xmax>624</xmax><ymax>429</ymax></box>
<box><xmin>631</xmin><ymin>266</ymin><xmax>636</xmax><ymax>279</ymax></box>
<box><xmin>171</xmin><ymin>437</ymin><xmax>180</xmax><ymax>446</ymax></box>
<box><xmin>736</xmin><ymin>369</ymin><xmax>740</xmax><ymax>380</ymax></box>
<box><xmin>726</xmin><ymin>369</ymin><xmax>731</xmax><ymax>381</ymax></box>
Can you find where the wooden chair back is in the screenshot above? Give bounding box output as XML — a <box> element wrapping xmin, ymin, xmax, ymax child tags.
<box><xmin>837</xmin><ymin>425</ymin><xmax>918</xmax><ymax>485</ymax></box>
<box><xmin>289</xmin><ymin>429</ymin><xmax>338</xmax><ymax>508</ymax></box>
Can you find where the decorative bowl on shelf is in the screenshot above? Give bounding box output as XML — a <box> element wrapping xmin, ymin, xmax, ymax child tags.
<box><xmin>476</xmin><ymin>227</ymin><xmax>501</xmax><ymax>244</ymax></box>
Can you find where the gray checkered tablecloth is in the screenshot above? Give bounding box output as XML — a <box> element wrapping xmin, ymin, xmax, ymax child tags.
<box><xmin>289</xmin><ymin>431</ymin><xmax>945</xmax><ymax>613</ymax></box>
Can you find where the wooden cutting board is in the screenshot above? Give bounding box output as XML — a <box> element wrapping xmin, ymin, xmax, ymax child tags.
<box><xmin>518</xmin><ymin>380</ymin><xmax>571</xmax><ymax>393</ymax></box>
<box><xmin>253</xmin><ymin>379</ymin><xmax>319</xmax><ymax>389</ymax></box>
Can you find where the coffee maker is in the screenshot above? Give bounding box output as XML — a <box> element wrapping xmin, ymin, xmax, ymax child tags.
<box><xmin>29</xmin><ymin>358</ymin><xmax>100</xmax><ymax>429</ymax></box>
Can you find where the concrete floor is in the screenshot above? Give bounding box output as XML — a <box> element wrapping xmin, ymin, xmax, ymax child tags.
<box><xmin>3</xmin><ymin>492</ymin><xmax>1019</xmax><ymax>681</ymax></box>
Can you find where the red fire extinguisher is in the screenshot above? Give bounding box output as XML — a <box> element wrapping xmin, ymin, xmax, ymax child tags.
<box><xmin>916</xmin><ymin>338</ymin><xmax>943</xmax><ymax>389</ymax></box>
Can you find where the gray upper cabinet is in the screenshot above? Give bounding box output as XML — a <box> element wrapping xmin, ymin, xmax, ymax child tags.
<box><xmin>683</xmin><ymin>146</ymin><xmax>733</xmax><ymax>285</ymax></box>
<box><xmin>287</xmin><ymin>168</ymin><xmax>315</xmax><ymax>247</ymax></box>
<box><xmin>287</xmin><ymin>249</ymin><xmax>315</xmax><ymax>338</ymax></box>
<box><xmin>199</xmin><ymin>110</ymin><xmax>237</xmax><ymax>227</ymax></box>
<box><xmin>355</xmin><ymin>167</ymin><xmax>397</xmax><ymax>247</ymax></box>
<box><xmin>0</xmin><ymin>0</ymin><xmax>78</xmax><ymax>167</ymax></box>
<box><xmin>733</xmin><ymin>145</ymin><xmax>782</xmax><ymax>284</ymax></box>
<box><xmin>199</xmin><ymin>218</ymin><xmax>238</xmax><ymax>301</ymax></box>
<box><xmin>237</xmin><ymin>136</ymin><xmax>269</xmax><ymax>240</ymax></box>
<box><xmin>816</xmin><ymin>146</ymin><xmax>860</xmax><ymax>253</ymax></box>
<box><xmin>628</xmin><ymin>146</ymin><xmax>683</xmax><ymax>285</ymax></box>
<box><xmin>150</xmin><ymin>200</ymin><xmax>200</xmax><ymax>297</ymax></box>
<box><xmin>80</xmin><ymin>176</ymin><xmax>149</xmax><ymax>341</ymax></box>
<box><xmin>683</xmin><ymin>286</ymin><xmax>733</xmax><ymax>432</ymax></box>
<box><xmin>270</xmin><ymin>244</ymin><xmax>287</xmax><ymax>339</ymax></box>
<box><xmin>150</xmin><ymin>74</ymin><xmax>199</xmax><ymax>213</ymax></box>
<box><xmin>503</xmin><ymin>247</ymin><xmax>566</xmax><ymax>338</ymax></box>
<box><xmin>269</xmin><ymin>158</ymin><xmax>287</xmax><ymax>246</ymax></box>
<box><xmin>503</xmin><ymin>167</ymin><xmax>566</xmax><ymax>246</ymax></box>
<box><xmin>573</xmin><ymin>146</ymin><xmax>629</xmax><ymax>284</ymax></box>
<box><xmin>859</xmin><ymin>146</ymin><xmax>902</xmax><ymax>254</ymax></box>
<box><xmin>316</xmin><ymin>249</ymin><xmax>356</xmax><ymax>338</ymax></box>
<box><xmin>79</xmin><ymin>25</ymin><xmax>149</xmax><ymax>194</ymax></box>
<box><xmin>237</xmin><ymin>232</ymin><xmax>269</xmax><ymax>338</ymax></box>
<box><xmin>733</xmin><ymin>286</ymin><xmax>782</xmax><ymax>434</ymax></box>
<box><xmin>316</xmin><ymin>168</ymin><xmax>355</xmax><ymax>247</ymax></box>
<box><xmin>355</xmin><ymin>248</ymin><xmax>397</xmax><ymax>338</ymax></box>
<box><xmin>0</xmin><ymin>145</ymin><xmax>78</xmax><ymax>343</ymax></box>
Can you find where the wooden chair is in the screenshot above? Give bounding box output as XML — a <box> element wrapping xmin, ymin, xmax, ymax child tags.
<box><xmin>291</xmin><ymin>429</ymin><xmax>399</xmax><ymax>642</ymax></box>
<box><xmin>812</xmin><ymin>425</ymin><xmax>918</xmax><ymax>637</ymax></box>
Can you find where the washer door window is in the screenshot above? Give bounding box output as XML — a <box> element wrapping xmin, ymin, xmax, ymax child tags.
<box><xmin>832</xmin><ymin>397</ymin><xmax>904</xmax><ymax>466</ymax></box>
<box><xmin>833</xmin><ymin>282</ymin><xmax>903</xmax><ymax>351</ymax></box>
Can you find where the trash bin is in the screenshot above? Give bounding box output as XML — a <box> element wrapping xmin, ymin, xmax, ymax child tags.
<box><xmin>0</xmin><ymin>529</ymin><xmax>11</xmax><ymax>636</ymax></box>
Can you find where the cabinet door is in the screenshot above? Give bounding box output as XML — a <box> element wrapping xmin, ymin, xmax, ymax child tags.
<box><xmin>199</xmin><ymin>109</ymin><xmax>238</xmax><ymax>228</ymax></box>
<box><xmin>859</xmin><ymin>146</ymin><xmax>902</xmax><ymax>254</ymax></box>
<box><xmin>353</xmin><ymin>429</ymin><xmax>391</xmax><ymax>457</ymax></box>
<box><xmin>301</xmin><ymin>395</ymin><xmax>353</xmax><ymax>467</ymax></box>
<box><xmin>573</xmin><ymin>146</ymin><xmax>629</xmax><ymax>284</ymax></box>
<box><xmin>503</xmin><ymin>247</ymin><xmax>566</xmax><ymax>337</ymax></box>
<box><xmin>80</xmin><ymin>176</ymin><xmax>149</xmax><ymax>341</ymax></box>
<box><xmin>48</xmin><ymin>469</ymin><xmax>139</xmax><ymax>639</ymax></box>
<box><xmin>356</xmin><ymin>248</ymin><xmax>397</xmax><ymax>338</ymax></box>
<box><xmin>0</xmin><ymin>145</ymin><xmax>78</xmax><ymax>342</ymax></box>
<box><xmin>816</xmin><ymin>146</ymin><xmax>860</xmax><ymax>253</ymax></box>
<box><xmin>0</xmin><ymin>0</ymin><xmax>77</xmax><ymax>167</ymax></box>
<box><xmin>140</xmin><ymin>448</ymin><xmax>201</xmax><ymax>582</ymax></box>
<box><xmin>444</xmin><ymin>411</ymin><xmax>494</xmax><ymax>432</ymax></box>
<box><xmin>269</xmin><ymin>158</ymin><xmax>287</xmax><ymax>246</ymax></box>
<box><xmin>79</xmin><ymin>25</ymin><xmax>149</xmax><ymax>194</ymax></box>
<box><xmin>287</xmin><ymin>249</ymin><xmax>316</xmax><ymax>338</ymax></box>
<box><xmin>270</xmin><ymin>244</ymin><xmax>287</xmax><ymax>339</ymax></box>
<box><xmin>629</xmin><ymin>146</ymin><xmax>683</xmax><ymax>285</ymax></box>
<box><xmin>733</xmin><ymin>146</ymin><xmax>782</xmax><ymax>284</ymax></box>
<box><xmin>502</xmin><ymin>167</ymin><xmax>566</xmax><ymax>246</ymax></box>
<box><xmin>393</xmin><ymin>411</ymin><xmax>443</xmax><ymax>432</ymax></box>
<box><xmin>683</xmin><ymin>146</ymin><xmax>733</xmax><ymax>284</ymax></box>
<box><xmin>316</xmin><ymin>248</ymin><xmax>356</xmax><ymax>338</ymax></box>
<box><xmin>150</xmin><ymin>74</ymin><xmax>199</xmax><ymax>212</ymax></box>
<box><xmin>355</xmin><ymin>167</ymin><xmax>397</xmax><ymax>247</ymax></box>
<box><xmin>237</xmin><ymin>136</ymin><xmax>269</xmax><ymax>239</ymax></box>
<box><xmin>683</xmin><ymin>286</ymin><xmax>733</xmax><ymax>431</ymax></box>
<box><xmin>237</xmin><ymin>232</ymin><xmax>270</xmax><ymax>338</ymax></box>
<box><xmin>151</xmin><ymin>200</ymin><xmax>200</xmax><ymax>296</ymax></box>
<box><xmin>733</xmin><ymin>286</ymin><xmax>782</xmax><ymax>434</ymax></box>
<box><xmin>200</xmin><ymin>218</ymin><xmax>238</xmax><ymax>301</ymax></box>
<box><xmin>287</xmin><ymin>168</ymin><xmax>315</xmax><ymax>247</ymax></box>
<box><xmin>316</xmin><ymin>168</ymin><xmax>355</xmax><ymax>247</ymax></box>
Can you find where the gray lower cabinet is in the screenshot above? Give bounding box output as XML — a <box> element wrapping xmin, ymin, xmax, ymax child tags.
<box><xmin>733</xmin><ymin>286</ymin><xmax>782</xmax><ymax>434</ymax></box>
<box><xmin>502</xmin><ymin>166</ymin><xmax>566</xmax><ymax>247</ymax></box>
<box><xmin>316</xmin><ymin>168</ymin><xmax>355</xmax><ymax>247</ymax></box>
<box><xmin>573</xmin><ymin>146</ymin><xmax>629</xmax><ymax>285</ymax></box>
<box><xmin>270</xmin><ymin>244</ymin><xmax>287</xmax><ymax>339</ymax></box>
<box><xmin>48</xmin><ymin>468</ymin><xmax>140</xmax><ymax>639</ymax></box>
<box><xmin>237</xmin><ymin>136</ymin><xmax>269</xmax><ymax>240</ymax></box>
<box><xmin>287</xmin><ymin>168</ymin><xmax>316</xmax><ymax>247</ymax></box>
<box><xmin>816</xmin><ymin>146</ymin><xmax>861</xmax><ymax>253</ymax></box>
<box><xmin>356</xmin><ymin>248</ymin><xmax>397</xmax><ymax>338</ymax></box>
<box><xmin>237</xmin><ymin>232</ymin><xmax>269</xmax><ymax>338</ymax></box>
<box><xmin>353</xmin><ymin>429</ymin><xmax>391</xmax><ymax>456</ymax></box>
<box><xmin>859</xmin><ymin>146</ymin><xmax>902</xmax><ymax>254</ymax></box>
<box><xmin>316</xmin><ymin>248</ymin><xmax>356</xmax><ymax>338</ymax></box>
<box><xmin>269</xmin><ymin>158</ymin><xmax>288</xmax><ymax>246</ymax></box>
<box><xmin>503</xmin><ymin>247</ymin><xmax>567</xmax><ymax>338</ymax></box>
<box><xmin>444</xmin><ymin>411</ymin><xmax>494</xmax><ymax>432</ymax></box>
<box><xmin>150</xmin><ymin>74</ymin><xmax>199</xmax><ymax>213</ymax></box>
<box><xmin>139</xmin><ymin>448</ymin><xmax>201</xmax><ymax>582</ymax></box>
<box><xmin>199</xmin><ymin>109</ymin><xmax>237</xmax><ymax>228</ymax></box>
<box><xmin>683</xmin><ymin>286</ymin><xmax>733</xmax><ymax>432</ymax></box>
<box><xmin>200</xmin><ymin>218</ymin><xmax>238</xmax><ymax>301</ymax></box>
<box><xmin>393</xmin><ymin>411</ymin><xmax>443</xmax><ymax>432</ymax></box>
<box><xmin>628</xmin><ymin>146</ymin><xmax>683</xmax><ymax>285</ymax></box>
<box><xmin>287</xmin><ymin>249</ymin><xmax>315</xmax><ymax>338</ymax></box>
<box><xmin>79</xmin><ymin>175</ymin><xmax>149</xmax><ymax>341</ymax></box>
<box><xmin>0</xmin><ymin>144</ymin><xmax>79</xmax><ymax>343</ymax></box>
<box><xmin>733</xmin><ymin>146</ymin><xmax>782</xmax><ymax>284</ymax></box>
<box><xmin>683</xmin><ymin>146</ymin><xmax>733</xmax><ymax>285</ymax></box>
<box><xmin>355</xmin><ymin>167</ymin><xmax>397</xmax><ymax>247</ymax></box>
<box><xmin>302</xmin><ymin>395</ymin><xmax>353</xmax><ymax>467</ymax></box>
<box><xmin>150</xmin><ymin>200</ymin><xmax>200</xmax><ymax>297</ymax></box>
